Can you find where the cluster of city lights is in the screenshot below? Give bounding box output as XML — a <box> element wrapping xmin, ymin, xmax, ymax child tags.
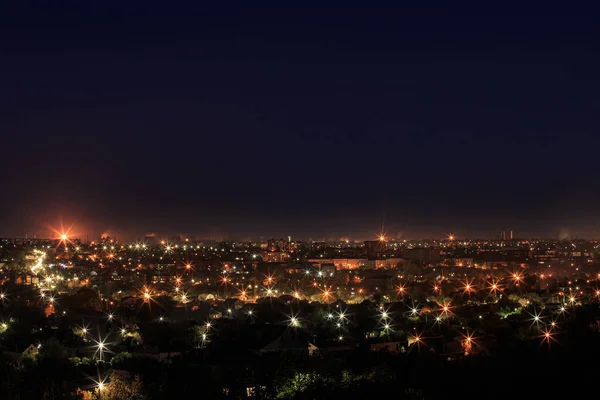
<box><xmin>6</xmin><ymin>226</ymin><xmax>600</xmax><ymax>396</ymax></box>
<box><xmin>5</xmin><ymin>226</ymin><xmax>600</xmax><ymax>398</ymax></box>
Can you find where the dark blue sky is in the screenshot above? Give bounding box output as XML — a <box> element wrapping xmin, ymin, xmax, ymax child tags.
<box><xmin>2</xmin><ymin>2</ymin><xmax>600</xmax><ymax>240</ymax></box>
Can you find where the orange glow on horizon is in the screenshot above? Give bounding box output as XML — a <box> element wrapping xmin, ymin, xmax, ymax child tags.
<box><xmin>48</xmin><ymin>221</ymin><xmax>79</xmax><ymax>247</ymax></box>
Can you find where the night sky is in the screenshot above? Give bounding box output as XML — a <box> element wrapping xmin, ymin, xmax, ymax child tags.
<box><xmin>2</xmin><ymin>2</ymin><xmax>600</xmax><ymax>240</ymax></box>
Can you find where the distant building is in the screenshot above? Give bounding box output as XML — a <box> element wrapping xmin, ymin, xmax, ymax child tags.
<box><xmin>361</xmin><ymin>272</ymin><xmax>394</xmax><ymax>292</ymax></box>
<box><xmin>375</xmin><ymin>258</ymin><xmax>405</xmax><ymax>269</ymax></box>
<box><xmin>364</xmin><ymin>240</ymin><xmax>386</xmax><ymax>260</ymax></box>
<box><xmin>261</xmin><ymin>252</ymin><xmax>290</xmax><ymax>263</ymax></box>
<box><xmin>144</xmin><ymin>235</ymin><xmax>159</xmax><ymax>246</ymax></box>
<box><xmin>321</xmin><ymin>264</ymin><xmax>336</xmax><ymax>275</ymax></box>
<box><xmin>401</xmin><ymin>248</ymin><xmax>441</xmax><ymax>265</ymax></box>
<box><xmin>307</xmin><ymin>258</ymin><xmax>367</xmax><ymax>270</ymax></box>
<box><xmin>444</xmin><ymin>258</ymin><xmax>474</xmax><ymax>268</ymax></box>
<box><xmin>170</xmin><ymin>236</ymin><xmax>183</xmax><ymax>244</ymax></box>
<box><xmin>267</xmin><ymin>238</ymin><xmax>292</xmax><ymax>252</ymax></box>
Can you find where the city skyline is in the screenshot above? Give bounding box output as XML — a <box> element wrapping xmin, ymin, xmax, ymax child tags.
<box><xmin>1</xmin><ymin>222</ymin><xmax>594</xmax><ymax>243</ymax></box>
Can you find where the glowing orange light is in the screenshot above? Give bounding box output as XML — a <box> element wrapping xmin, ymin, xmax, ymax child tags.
<box><xmin>48</xmin><ymin>223</ymin><xmax>77</xmax><ymax>249</ymax></box>
<box><xmin>141</xmin><ymin>286</ymin><xmax>153</xmax><ymax>303</ymax></box>
<box><xmin>462</xmin><ymin>279</ymin><xmax>475</xmax><ymax>295</ymax></box>
<box><xmin>541</xmin><ymin>329</ymin><xmax>557</xmax><ymax>346</ymax></box>
<box><xmin>513</xmin><ymin>273</ymin><xmax>521</xmax><ymax>281</ymax></box>
<box><xmin>460</xmin><ymin>331</ymin><xmax>476</xmax><ymax>354</ymax></box>
<box><xmin>440</xmin><ymin>300</ymin><xmax>453</xmax><ymax>316</ymax></box>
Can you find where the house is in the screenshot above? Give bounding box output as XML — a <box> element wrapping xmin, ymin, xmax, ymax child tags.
<box><xmin>310</xmin><ymin>342</ymin><xmax>354</xmax><ymax>356</ymax></box>
<box><xmin>278</xmin><ymin>295</ymin><xmax>295</xmax><ymax>304</ymax></box>
<box><xmin>256</xmin><ymin>335</ymin><xmax>307</xmax><ymax>355</ymax></box>
<box><xmin>308</xmin><ymin>342</ymin><xmax>319</xmax><ymax>356</ymax></box>
<box><xmin>209</xmin><ymin>308</ymin><xmax>223</xmax><ymax>320</ymax></box>
<box><xmin>132</xmin><ymin>350</ymin><xmax>182</xmax><ymax>361</ymax></box>
<box><xmin>443</xmin><ymin>334</ymin><xmax>494</xmax><ymax>356</ymax></box>
<box><xmin>237</xmin><ymin>324</ymin><xmax>311</xmax><ymax>355</ymax></box>
<box><xmin>21</xmin><ymin>343</ymin><xmax>39</xmax><ymax>359</ymax></box>
<box><xmin>120</xmin><ymin>296</ymin><xmax>138</xmax><ymax>308</ymax></box>
<box><xmin>309</xmin><ymin>336</ymin><xmax>357</xmax><ymax>356</ymax></box>
<box><xmin>222</xmin><ymin>298</ymin><xmax>244</xmax><ymax>310</ymax></box>
<box><xmin>370</xmin><ymin>341</ymin><xmax>404</xmax><ymax>354</ymax></box>
<box><xmin>0</xmin><ymin>343</ymin><xmax>33</xmax><ymax>362</ymax></box>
